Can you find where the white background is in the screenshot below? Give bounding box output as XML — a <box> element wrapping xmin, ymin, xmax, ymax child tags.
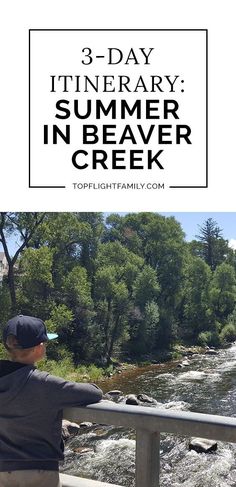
<box><xmin>30</xmin><ymin>30</ymin><xmax>206</xmax><ymax>188</ymax></box>
<box><xmin>0</xmin><ymin>0</ymin><xmax>235</xmax><ymax>211</ymax></box>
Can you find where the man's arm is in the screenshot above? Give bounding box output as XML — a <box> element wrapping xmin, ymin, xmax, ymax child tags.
<box><xmin>41</xmin><ymin>371</ymin><xmax>103</xmax><ymax>408</ymax></box>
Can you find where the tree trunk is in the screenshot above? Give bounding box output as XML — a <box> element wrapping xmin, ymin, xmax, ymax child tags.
<box><xmin>107</xmin><ymin>314</ymin><xmax>121</xmax><ymax>365</ymax></box>
<box><xmin>7</xmin><ymin>264</ymin><xmax>17</xmax><ymax>314</ymax></box>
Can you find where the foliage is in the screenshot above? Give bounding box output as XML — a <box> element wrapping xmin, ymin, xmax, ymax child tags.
<box><xmin>45</xmin><ymin>304</ymin><xmax>74</xmax><ymax>333</ymax></box>
<box><xmin>17</xmin><ymin>247</ymin><xmax>54</xmax><ymax>318</ymax></box>
<box><xmin>209</xmin><ymin>263</ymin><xmax>236</xmax><ymax>322</ymax></box>
<box><xmin>197</xmin><ymin>330</ymin><xmax>220</xmax><ymax>347</ymax></box>
<box><xmin>37</xmin><ymin>356</ymin><xmax>105</xmax><ymax>382</ymax></box>
<box><xmin>1</xmin><ymin>212</ymin><xmax>236</xmax><ymax>370</ymax></box>
<box><xmin>194</xmin><ymin>218</ymin><xmax>230</xmax><ymax>271</ymax></box>
<box><xmin>0</xmin><ymin>283</ymin><xmax>11</xmax><ymax>326</ymax></box>
<box><xmin>219</xmin><ymin>323</ymin><xmax>236</xmax><ymax>344</ymax></box>
<box><xmin>133</xmin><ymin>266</ymin><xmax>160</xmax><ymax>311</ymax></box>
<box><xmin>0</xmin><ymin>343</ymin><xmax>8</xmax><ymax>360</ymax></box>
<box><xmin>181</xmin><ymin>256</ymin><xmax>212</xmax><ymax>340</ymax></box>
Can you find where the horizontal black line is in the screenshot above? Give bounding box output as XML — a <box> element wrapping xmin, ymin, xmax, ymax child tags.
<box><xmin>169</xmin><ymin>186</ymin><xmax>208</xmax><ymax>189</ymax></box>
<box><xmin>29</xmin><ymin>185</ymin><xmax>66</xmax><ymax>189</ymax></box>
<box><xmin>29</xmin><ymin>29</ymin><xmax>208</xmax><ymax>32</ymax></box>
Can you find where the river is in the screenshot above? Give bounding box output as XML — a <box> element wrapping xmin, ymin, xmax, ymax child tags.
<box><xmin>61</xmin><ymin>344</ymin><xmax>236</xmax><ymax>486</ymax></box>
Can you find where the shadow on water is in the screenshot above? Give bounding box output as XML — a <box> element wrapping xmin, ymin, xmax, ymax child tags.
<box><xmin>62</xmin><ymin>344</ymin><xmax>236</xmax><ymax>486</ymax></box>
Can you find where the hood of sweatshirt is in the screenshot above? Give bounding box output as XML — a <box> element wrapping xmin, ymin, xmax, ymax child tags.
<box><xmin>0</xmin><ymin>360</ymin><xmax>36</xmax><ymax>405</ymax></box>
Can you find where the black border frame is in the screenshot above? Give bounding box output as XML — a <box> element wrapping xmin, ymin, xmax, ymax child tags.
<box><xmin>29</xmin><ymin>29</ymin><xmax>208</xmax><ymax>189</ymax></box>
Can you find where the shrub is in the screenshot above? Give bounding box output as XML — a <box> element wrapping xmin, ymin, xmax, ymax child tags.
<box><xmin>38</xmin><ymin>357</ymin><xmax>104</xmax><ymax>382</ymax></box>
<box><xmin>220</xmin><ymin>324</ymin><xmax>236</xmax><ymax>344</ymax></box>
<box><xmin>38</xmin><ymin>356</ymin><xmax>74</xmax><ymax>379</ymax></box>
<box><xmin>198</xmin><ymin>331</ymin><xmax>220</xmax><ymax>347</ymax></box>
<box><xmin>0</xmin><ymin>343</ymin><xmax>8</xmax><ymax>360</ymax></box>
<box><xmin>86</xmin><ymin>364</ymin><xmax>104</xmax><ymax>381</ymax></box>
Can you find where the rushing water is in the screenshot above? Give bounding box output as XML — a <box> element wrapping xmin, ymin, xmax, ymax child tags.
<box><xmin>61</xmin><ymin>345</ymin><xmax>236</xmax><ymax>486</ymax></box>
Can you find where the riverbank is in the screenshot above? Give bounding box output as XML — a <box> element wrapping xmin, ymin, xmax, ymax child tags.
<box><xmin>36</xmin><ymin>344</ymin><xmax>209</xmax><ymax>385</ymax></box>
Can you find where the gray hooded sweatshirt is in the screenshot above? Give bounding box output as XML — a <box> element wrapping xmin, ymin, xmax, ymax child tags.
<box><xmin>0</xmin><ymin>360</ymin><xmax>103</xmax><ymax>472</ymax></box>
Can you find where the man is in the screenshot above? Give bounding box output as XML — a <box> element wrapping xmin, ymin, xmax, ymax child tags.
<box><xmin>0</xmin><ymin>315</ymin><xmax>103</xmax><ymax>487</ymax></box>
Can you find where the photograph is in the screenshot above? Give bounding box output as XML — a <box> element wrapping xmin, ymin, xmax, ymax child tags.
<box><xmin>1</xmin><ymin>211</ymin><xmax>236</xmax><ymax>487</ymax></box>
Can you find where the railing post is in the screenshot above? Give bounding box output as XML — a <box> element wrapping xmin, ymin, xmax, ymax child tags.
<box><xmin>135</xmin><ymin>429</ymin><xmax>160</xmax><ymax>487</ymax></box>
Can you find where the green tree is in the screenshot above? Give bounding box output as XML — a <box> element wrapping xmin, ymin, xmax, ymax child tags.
<box><xmin>133</xmin><ymin>266</ymin><xmax>160</xmax><ymax>311</ymax></box>
<box><xmin>104</xmin><ymin>213</ymin><xmax>143</xmax><ymax>255</ymax></box>
<box><xmin>144</xmin><ymin>300</ymin><xmax>160</xmax><ymax>347</ymax></box>
<box><xmin>37</xmin><ymin>213</ymin><xmax>104</xmax><ymax>296</ymax></box>
<box><xmin>0</xmin><ymin>212</ymin><xmax>46</xmax><ymax>312</ymax></box>
<box><xmin>129</xmin><ymin>300</ymin><xmax>160</xmax><ymax>356</ymax></box>
<box><xmin>94</xmin><ymin>267</ymin><xmax>129</xmax><ymax>364</ymax></box>
<box><xmin>210</xmin><ymin>263</ymin><xmax>236</xmax><ymax>322</ymax></box>
<box><xmin>181</xmin><ymin>256</ymin><xmax>212</xmax><ymax>341</ymax></box>
<box><xmin>194</xmin><ymin>218</ymin><xmax>230</xmax><ymax>271</ymax></box>
<box><xmin>128</xmin><ymin>266</ymin><xmax>160</xmax><ymax>355</ymax></box>
<box><xmin>17</xmin><ymin>246</ymin><xmax>54</xmax><ymax>318</ymax></box>
<box><xmin>77</xmin><ymin>213</ymin><xmax>104</xmax><ymax>280</ymax></box>
<box><xmin>60</xmin><ymin>266</ymin><xmax>94</xmax><ymax>363</ymax></box>
<box><xmin>93</xmin><ymin>241</ymin><xmax>144</xmax><ymax>364</ymax></box>
<box><xmin>104</xmin><ymin>213</ymin><xmax>186</xmax><ymax>349</ymax></box>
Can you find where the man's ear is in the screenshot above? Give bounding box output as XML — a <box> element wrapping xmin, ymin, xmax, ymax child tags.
<box><xmin>35</xmin><ymin>342</ymin><xmax>45</xmax><ymax>354</ymax></box>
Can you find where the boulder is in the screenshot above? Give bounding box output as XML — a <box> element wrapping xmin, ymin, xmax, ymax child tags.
<box><xmin>205</xmin><ymin>349</ymin><xmax>218</xmax><ymax>355</ymax></box>
<box><xmin>107</xmin><ymin>390</ymin><xmax>123</xmax><ymax>396</ymax></box>
<box><xmin>62</xmin><ymin>420</ymin><xmax>80</xmax><ymax>440</ymax></box>
<box><xmin>137</xmin><ymin>394</ymin><xmax>157</xmax><ymax>404</ymax></box>
<box><xmin>105</xmin><ymin>390</ymin><xmax>124</xmax><ymax>402</ymax></box>
<box><xmin>189</xmin><ymin>437</ymin><xmax>217</xmax><ymax>453</ymax></box>
<box><xmin>178</xmin><ymin>360</ymin><xmax>190</xmax><ymax>368</ymax></box>
<box><xmin>79</xmin><ymin>421</ymin><xmax>93</xmax><ymax>428</ymax></box>
<box><xmin>182</xmin><ymin>360</ymin><xmax>190</xmax><ymax>366</ymax></box>
<box><xmin>126</xmin><ymin>394</ymin><xmax>140</xmax><ymax>405</ymax></box>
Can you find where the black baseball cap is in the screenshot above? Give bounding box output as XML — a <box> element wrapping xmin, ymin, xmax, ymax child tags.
<box><xmin>3</xmin><ymin>315</ymin><xmax>58</xmax><ymax>349</ymax></box>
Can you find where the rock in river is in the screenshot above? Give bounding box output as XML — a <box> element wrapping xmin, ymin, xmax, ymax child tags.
<box><xmin>205</xmin><ymin>349</ymin><xmax>218</xmax><ymax>355</ymax></box>
<box><xmin>79</xmin><ymin>421</ymin><xmax>94</xmax><ymax>428</ymax></box>
<box><xmin>137</xmin><ymin>394</ymin><xmax>157</xmax><ymax>404</ymax></box>
<box><xmin>177</xmin><ymin>360</ymin><xmax>190</xmax><ymax>368</ymax></box>
<box><xmin>107</xmin><ymin>390</ymin><xmax>123</xmax><ymax>396</ymax></box>
<box><xmin>126</xmin><ymin>394</ymin><xmax>140</xmax><ymax>405</ymax></box>
<box><xmin>62</xmin><ymin>420</ymin><xmax>80</xmax><ymax>440</ymax></box>
<box><xmin>189</xmin><ymin>437</ymin><xmax>217</xmax><ymax>453</ymax></box>
<box><xmin>182</xmin><ymin>360</ymin><xmax>191</xmax><ymax>366</ymax></box>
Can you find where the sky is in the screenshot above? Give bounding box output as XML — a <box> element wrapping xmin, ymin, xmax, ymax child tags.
<box><xmin>107</xmin><ymin>212</ymin><xmax>236</xmax><ymax>250</ymax></box>
<box><xmin>161</xmin><ymin>213</ymin><xmax>236</xmax><ymax>248</ymax></box>
<box><xmin>1</xmin><ymin>213</ymin><xmax>236</xmax><ymax>256</ymax></box>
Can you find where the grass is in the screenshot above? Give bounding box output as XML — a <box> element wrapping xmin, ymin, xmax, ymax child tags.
<box><xmin>38</xmin><ymin>358</ymin><xmax>106</xmax><ymax>382</ymax></box>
